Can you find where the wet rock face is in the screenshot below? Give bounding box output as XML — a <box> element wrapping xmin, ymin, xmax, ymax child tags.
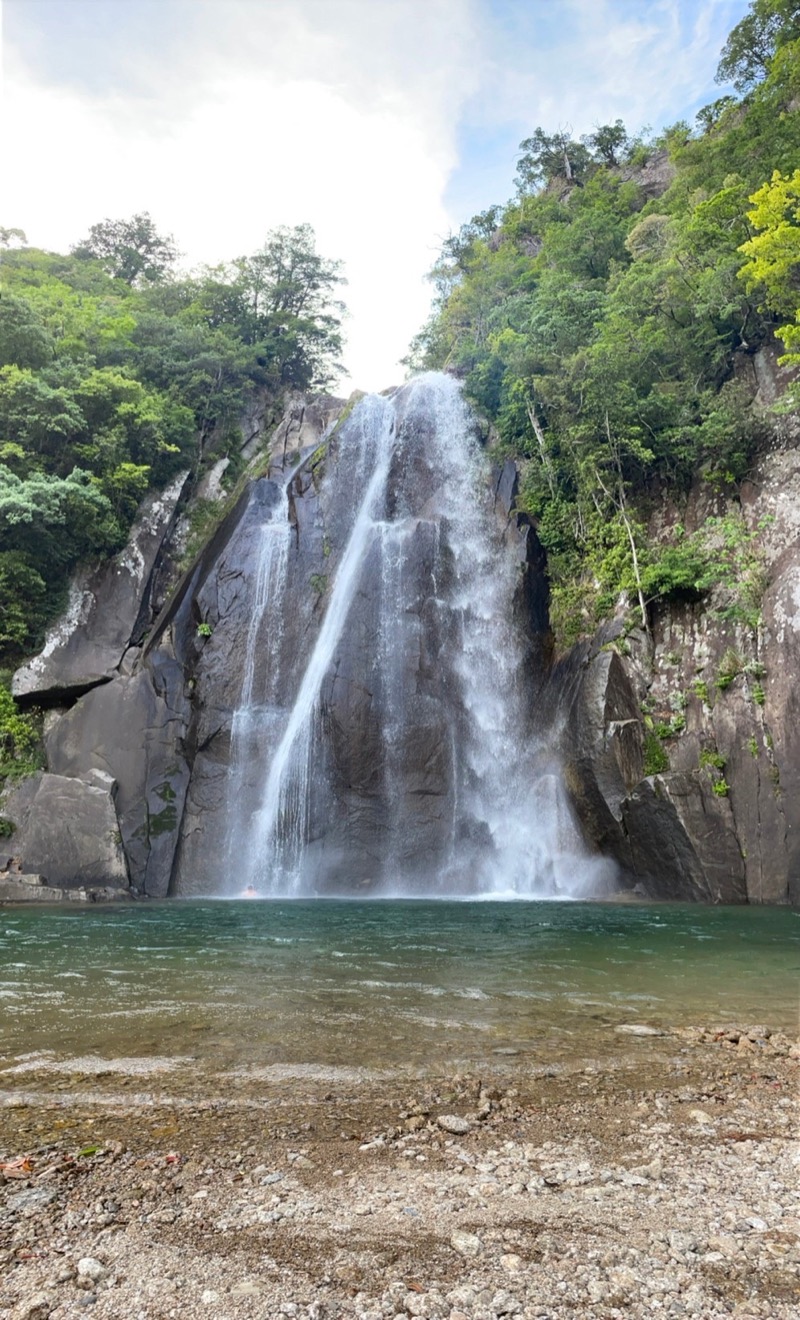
<box><xmin>166</xmin><ymin>378</ymin><xmax>558</xmax><ymax>896</ymax></box>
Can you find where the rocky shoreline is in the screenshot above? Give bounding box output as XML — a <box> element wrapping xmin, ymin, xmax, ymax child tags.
<box><xmin>0</xmin><ymin>874</ymin><xmax>135</xmax><ymax>905</ymax></box>
<box><xmin>1</xmin><ymin>1026</ymin><xmax>797</xmax><ymax>1320</ymax></box>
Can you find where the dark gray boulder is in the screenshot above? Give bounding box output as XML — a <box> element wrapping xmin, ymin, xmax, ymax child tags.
<box><xmin>620</xmin><ymin>773</ymin><xmax>746</xmax><ymax>902</ymax></box>
<box><xmin>45</xmin><ymin>659</ymin><xmax>191</xmax><ymax>897</ymax></box>
<box><xmin>1</xmin><ymin>772</ymin><xmax>129</xmax><ymax>889</ymax></box>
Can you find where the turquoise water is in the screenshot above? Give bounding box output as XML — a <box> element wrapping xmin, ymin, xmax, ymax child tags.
<box><xmin>0</xmin><ymin>901</ymin><xmax>797</xmax><ymax>1073</ymax></box>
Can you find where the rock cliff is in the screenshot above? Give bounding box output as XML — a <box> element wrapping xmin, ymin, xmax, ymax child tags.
<box><xmin>3</xmin><ymin>369</ymin><xmax>798</xmax><ymax>902</ymax></box>
<box><xmin>551</xmin><ymin>347</ymin><xmax>799</xmax><ymax>904</ymax></box>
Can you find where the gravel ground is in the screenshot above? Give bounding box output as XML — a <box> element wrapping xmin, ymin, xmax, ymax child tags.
<box><xmin>1</xmin><ymin>1024</ymin><xmax>798</xmax><ymax>1320</ymax></box>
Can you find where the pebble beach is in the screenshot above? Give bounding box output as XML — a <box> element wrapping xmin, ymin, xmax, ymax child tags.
<box><xmin>2</xmin><ymin>1023</ymin><xmax>798</xmax><ymax>1320</ymax></box>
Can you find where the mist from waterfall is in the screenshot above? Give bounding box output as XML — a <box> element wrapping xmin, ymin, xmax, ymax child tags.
<box><xmin>226</xmin><ymin>374</ymin><xmax>610</xmax><ymax>898</ymax></box>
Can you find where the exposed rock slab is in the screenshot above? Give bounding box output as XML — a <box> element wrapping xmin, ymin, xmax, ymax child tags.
<box><xmin>620</xmin><ymin>773</ymin><xmax>746</xmax><ymax>902</ymax></box>
<box><xmin>45</xmin><ymin>661</ymin><xmax>191</xmax><ymax>897</ymax></box>
<box><xmin>13</xmin><ymin>471</ymin><xmax>188</xmax><ymax>704</ymax></box>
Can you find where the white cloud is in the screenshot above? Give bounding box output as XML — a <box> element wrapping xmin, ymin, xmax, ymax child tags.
<box><xmin>2</xmin><ymin>0</ymin><xmax>482</xmax><ymax>392</ymax></box>
<box><xmin>471</xmin><ymin>0</ymin><xmax>743</xmax><ymax>139</ymax></box>
<box><xmin>1</xmin><ymin>0</ymin><xmax>745</xmax><ymax>390</ymax></box>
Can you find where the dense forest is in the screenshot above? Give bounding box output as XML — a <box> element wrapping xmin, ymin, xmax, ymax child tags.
<box><xmin>0</xmin><ymin>218</ymin><xmax>345</xmax><ymax>780</ymax></box>
<box><xmin>407</xmin><ymin>0</ymin><xmax>800</xmax><ymax>646</ymax></box>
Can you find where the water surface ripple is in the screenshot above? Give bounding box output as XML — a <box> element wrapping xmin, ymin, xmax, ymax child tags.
<box><xmin>0</xmin><ymin>901</ymin><xmax>796</xmax><ymax>1073</ymax></box>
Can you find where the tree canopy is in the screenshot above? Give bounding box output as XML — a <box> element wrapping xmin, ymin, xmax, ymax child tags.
<box><xmin>0</xmin><ymin>220</ymin><xmax>346</xmax><ymax>665</ymax></box>
<box><xmin>71</xmin><ymin>212</ymin><xmax>179</xmax><ymax>285</ymax></box>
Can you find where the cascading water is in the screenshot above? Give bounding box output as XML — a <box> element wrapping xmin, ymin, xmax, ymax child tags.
<box><xmin>224</xmin><ymin>373</ymin><xmax>609</xmax><ymax>898</ymax></box>
<box><xmin>245</xmin><ymin>395</ymin><xmax>395</xmax><ymax>891</ymax></box>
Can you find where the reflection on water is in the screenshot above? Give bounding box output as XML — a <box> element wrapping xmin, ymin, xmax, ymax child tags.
<box><xmin>0</xmin><ymin>900</ymin><xmax>797</xmax><ymax>1073</ymax></box>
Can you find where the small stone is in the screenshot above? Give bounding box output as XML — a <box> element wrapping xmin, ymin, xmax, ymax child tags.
<box><xmin>688</xmin><ymin>1109</ymin><xmax>713</xmax><ymax>1125</ymax></box>
<box><xmin>451</xmin><ymin>1230</ymin><xmax>483</xmax><ymax>1257</ymax></box>
<box><xmin>7</xmin><ymin>1187</ymin><xmax>57</xmax><ymax>1215</ymax></box>
<box><xmin>500</xmin><ymin>1254</ymin><xmax>523</xmax><ymax>1273</ymax></box>
<box><xmin>615</xmin><ymin>1024</ymin><xmax>664</xmax><ymax>1036</ymax></box>
<box><xmin>201</xmin><ymin>1291</ymin><xmax>220</xmax><ymax>1305</ymax></box>
<box><xmin>77</xmin><ymin>1258</ymin><xmax>106</xmax><ymax>1286</ymax></box>
<box><xmin>707</xmin><ymin>1234</ymin><xmax>740</xmax><ymax>1258</ymax></box>
<box><xmin>437</xmin><ymin>1115</ymin><xmax>470</xmax><ymax>1135</ymax></box>
<box><xmin>491</xmin><ymin>1291</ymin><xmax>522</xmax><ymax>1315</ymax></box>
<box><xmin>231</xmin><ymin>1281</ymin><xmax>261</xmax><ymax>1297</ymax></box>
<box><xmin>10</xmin><ymin>1294</ymin><xmax>55</xmax><ymax>1320</ymax></box>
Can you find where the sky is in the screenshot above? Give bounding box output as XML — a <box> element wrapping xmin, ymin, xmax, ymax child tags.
<box><xmin>2</xmin><ymin>0</ymin><xmax>751</xmax><ymax>392</ymax></box>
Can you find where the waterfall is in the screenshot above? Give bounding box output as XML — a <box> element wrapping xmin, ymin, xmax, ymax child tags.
<box><xmin>394</xmin><ymin>375</ymin><xmax>596</xmax><ymax>898</ymax></box>
<box><xmin>224</xmin><ymin>484</ymin><xmax>292</xmax><ymax>880</ymax></box>
<box><xmin>223</xmin><ymin>374</ymin><xmax>606</xmax><ymax>898</ymax></box>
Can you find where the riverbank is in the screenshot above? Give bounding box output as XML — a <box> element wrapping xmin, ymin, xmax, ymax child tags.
<box><xmin>1</xmin><ymin>1024</ymin><xmax>797</xmax><ymax>1320</ymax></box>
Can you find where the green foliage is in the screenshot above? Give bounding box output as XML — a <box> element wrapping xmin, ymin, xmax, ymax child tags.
<box><xmin>716</xmin><ymin>0</ymin><xmax>800</xmax><ymax>91</ymax></box>
<box><xmin>0</xmin><ymin>817</ymin><xmax>14</xmax><ymax>838</ymax></box>
<box><xmin>693</xmin><ymin>678</ymin><xmax>710</xmax><ymax>702</ymax></box>
<box><xmin>751</xmin><ymin>680</ymin><xmax>766</xmax><ymax>704</ymax></box>
<box><xmin>640</xmin><ymin>537</ymin><xmax>708</xmax><ymax>602</ymax></box>
<box><xmin>738</xmin><ymin>166</ymin><xmax>800</xmax><ymax>392</ymax></box>
<box><xmin>748</xmin><ymin>735</ymin><xmax>760</xmax><ymax>756</ymax></box>
<box><xmin>738</xmin><ymin>167</ymin><xmax>800</xmax><ymax>318</ymax></box>
<box><xmin>700</xmin><ymin>748</ymin><xmax>727</xmax><ymax>769</ymax></box>
<box><xmin>0</xmin><ymin>293</ymin><xmax>54</xmax><ymax>369</ymax></box>
<box><xmin>411</xmin><ymin>1</ymin><xmax>798</xmax><ymax>649</ymax></box>
<box><xmin>643</xmin><ymin>732</ymin><xmax>669</xmax><ymax>775</ymax></box>
<box><xmin>699</xmin><ymin>514</ymin><xmax>770</xmax><ymax>629</ymax></box>
<box><xmin>0</xmin><ymin>220</ymin><xmax>345</xmax><ymax>666</ymax></box>
<box><xmin>716</xmin><ymin>647</ymin><xmax>744</xmax><ymax>689</ymax></box>
<box><xmin>653</xmin><ymin>712</ymin><xmax>686</xmax><ymax>738</ymax></box>
<box><xmin>515</xmin><ymin>128</ymin><xmax>592</xmax><ymax>193</ymax></box>
<box><xmin>71</xmin><ymin>212</ymin><xmax>178</xmax><ymax>286</ymax></box>
<box><xmin>309</xmin><ymin>573</ymin><xmax>328</xmax><ymax>596</ymax></box>
<box><xmin>699</xmin><ymin>745</ymin><xmax>730</xmax><ymax>795</ymax></box>
<box><xmin>0</xmin><ymin>683</ymin><xmax>40</xmax><ymax>785</ymax></box>
<box><xmin>196</xmin><ymin>622</ymin><xmax>213</xmax><ymax>638</ymax></box>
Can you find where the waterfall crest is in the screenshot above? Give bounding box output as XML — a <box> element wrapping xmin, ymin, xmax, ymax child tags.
<box><xmin>223</xmin><ymin>374</ymin><xmax>609</xmax><ymax>898</ymax></box>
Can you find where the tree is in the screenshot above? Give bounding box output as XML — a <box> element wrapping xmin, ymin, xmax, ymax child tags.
<box><xmin>515</xmin><ymin>128</ymin><xmax>591</xmax><ymax>194</ymax></box>
<box><xmin>716</xmin><ymin>0</ymin><xmax>800</xmax><ymax>92</ymax></box>
<box><xmin>0</xmin><ymin>294</ymin><xmax>54</xmax><ymax>370</ymax></box>
<box><xmin>584</xmin><ymin>120</ymin><xmax>629</xmax><ymax>167</ymax></box>
<box><xmin>196</xmin><ymin>225</ymin><xmax>345</xmax><ymax>387</ymax></box>
<box><xmin>72</xmin><ymin>212</ymin><xmax>178</xmax><ymax>285</ymax></box>
<box><xmin>738</xmin><ymin>168</ymin><xmax>800</xmax><ymax>317</ymax></box>
<box><xmin>0</xmin><ymin>227</ymin><xmax>26</xmax><ymax>248</ymax></box>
